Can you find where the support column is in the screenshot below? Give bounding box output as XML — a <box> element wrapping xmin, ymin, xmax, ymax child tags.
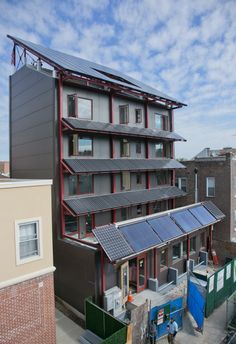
<box><xmin>187</xmin><ymin>235</ymin><xmax>190</xmax><ymax>260</ymax></box>
<box><xmin>109</xmin><ymin>92</ymin><xmax>116</xmax><ymax>222</ymax></box>
<box><xmin>208</xmin><ymin>225</ymin><xmax>213</xmax><ymax>258</ymax></box>
<box><xmin>101</xmin><ymin>250</ymin><xmax>106</xmax><ymax>305</ymax></box>
<box><xmin>153</xmin><ymin>248</ymin><xmax>157</xmax><ymax>278</ymax></box>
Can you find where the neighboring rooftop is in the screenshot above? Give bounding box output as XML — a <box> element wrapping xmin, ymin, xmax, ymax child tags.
<box><xmin>194</xmin><ymin>147</ymin><xmax>236</xmax><ymax>159</ymax></box>
<box><xmin>7</xmin><ymin>35</ymin><xmax>186</xmax><ymax>108</ymax></box>
<box><xmin>0</xmin><ymin>179</ymin><xmax>52</xmax><ymax>188</ymax></box>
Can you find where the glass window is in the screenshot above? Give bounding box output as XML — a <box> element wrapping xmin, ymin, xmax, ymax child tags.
<box><xmin>200</xmin><ymin>232</ymin><xmax>205</xmax><ymax>248</ymax></box>
<box><xmin>135</xmin><ymin>109</ymin><xmax>142</xmax><ymax>123</ymax></box>
<box><xmin>68</xmin><ymin>175</ymin><xmax>77</xmax><ymax>195</ymax></box>
<box><xmin>153</xmin><ymin>202</ymin><xmax>161</xmax><ymax>213</ymax></box>
<box><xmin>15</xmin><ymin>219</ymin><xmax>42</xmax><ymax>264</ymax></box>
<box><xmin>68</xmin><ymin>95</ymin><xmax>76</xmax><ymax>117</ymax></box>
<box><xmin>155</xmin><ymin>113</ymin><xmax>164</xmax><ymax>129</ymax></box>
<box><xmin>172</xmin><ymin>242</ymin><xmax>181</xmax><ymax>261</ymax></box>
<box><xmin>79</xmin><ymin>175</ymin><xmax>93</xmax><ymax>194</ymax></box>
<box><xmin>206</xmin><ymin>177</ymin><xmax>215</xmax><ymax>197</ymax></box>
<box><xmin>85</xmin><ymin>214</ymin><xmax>92</xmax><ymax>234</ymax></box>
<box><xmin>160</xmin><ymin>249</ymin><xmax>167</xmax><ymax>268</ymax></box>
<box><xmin>137</xmin><ymin>205</ymin><xmax>142</xmax><ymax>215</ymax></box>
<box><xmin>78</xmin><ymin>97</ymin><xmax>92</xmax><ymax>119</ymax></box>
<box><xmin>177</xmin><ymin>177</ymin><xmax>187</xmax><ymax>192</ymax></box>
<box><xmin>121</xmin><ymin>208</ymin><xmax>130</xmax><ymax>221</ymax></box>
<box><xmin>190</xmin><ymin>237</ymin><xmax>196</xmax><ymax>252</ymax></box>
<box><xmin>120</xmin><ymin>139</ymin><xmax>130</xmax><ymax>157</ymax></box>
<box><xmin>78</xmin><ymin>137</ymin><xmax>93</xmax><ymax>156</ymax></box>
<box><xmin>119</xmin><ymin>105</ymin><xmax>129</xmax><ymax>124</ymax></box>
<box><xmin>155</xmin><ymin>143</ymin><xmax>164</xmax><ymax>157</ymax></box>
<box><xmin>182</xmin><ymin>240</ymin><xmax>187</xmax><ymax>256</ymax></box>
<box><xmin>121</xmin><ymin>172</ymin><xmax>131</xmax><ymax>190</ymax></box>
<box><xmin>65</xmin><ymin>215</ymin><xmax>78</xmax><ymax>235</ymax></box>
<box><xmin>136</xmin><ymin>142</ymin><xmax>142</xmax><ymax>154</ymax></box>
<box><xmin>156</xmin><ymin>171</ymin><xmax>168</xmax><ymax>185</ymax></box>
<box><xmin>136</xmin><ymin>173</ymin><xmax>142</xmax><ymax>185</ymax></box>
<box><xmin>69</xmin><ymin>134</ymin><xmax>78</xmax><ymax>156</ymax></box>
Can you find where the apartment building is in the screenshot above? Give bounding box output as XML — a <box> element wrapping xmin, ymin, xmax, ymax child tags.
<box><xmin>0</xmin><ymin>179</ymin><xmax>55</xmax><ymax>344</ymax></box>
<box><xmin>8</xmin><ymin>35</ymin><xmax>224</xmax><ymax>312</ymax></box>
<box><xmin>176</xmin><ymin>147</ymin><xmax>236</xmax><ymax>262</ymax></box>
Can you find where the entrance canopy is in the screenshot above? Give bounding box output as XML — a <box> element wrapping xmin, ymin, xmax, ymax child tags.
<box><xmin>92</xmin><ymin>201</ymin><xmax>224</xmax><ymax>263</ymax></box>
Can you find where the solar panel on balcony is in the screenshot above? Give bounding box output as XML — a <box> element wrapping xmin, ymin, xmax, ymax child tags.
<box><xmin>147</xmin><ymin>215</ymin><xmax>183</xmax><ymax>241</ymax></box>
<box><xmin>120</xmin><ymin>221</ymin><xmax>161</xmax><ymax>252</ymax></box>
<box><xmin>171</xmin><ymin>209</ymin><xmax>202</xmax><ymax>233</ymax></box>
<box><xmin>189</xmin><ymin>205</ymin><xmax>216</xmax><ymax>226</ymax></box>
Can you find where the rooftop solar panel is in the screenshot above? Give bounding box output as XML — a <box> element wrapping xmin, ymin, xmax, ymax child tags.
<box><xmin>93</xmin><ymin>225</ymin><xmax>134</xmax><ymax>261</ymax></box>
<box><xmin>171</xmin><ymin>209</ymin><xmax>202</xmax><ymax>233</ymax></box>
<box><xmin>203</xmin><ymin>201</ymin><xmax>225</xmax><ymax>220</ymax></box>
<box><xmin>189</xmin><ymin>205</ymin><xmax>216</xmax><ymax>226</ymax></box>
<box><xmin>120</xmin><ymin>221</ymin><xmax>162</xmax><ymax>252</ymax></box>
<box><xmin>147</xmin><ymin>216</ymin><xmax>183</xmax><ymax>241</ymax></box>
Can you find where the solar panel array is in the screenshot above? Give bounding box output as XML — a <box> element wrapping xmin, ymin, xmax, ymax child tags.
<box><xmin>203</xmin><ymin>201</ymin><xmax>225</xmax><ymax>220</ymax></box>
<box><xmin>92</xmin><ymin>202</ymin><xmax>224</xmax><ymax>262</ymax></box>
<box><xmin>63</xmin><ymin>118</ymin><xmax>185</xmax><ymax>142</ymax></box>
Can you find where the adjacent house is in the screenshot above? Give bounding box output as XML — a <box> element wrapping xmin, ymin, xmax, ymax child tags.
<box><xmin>7</xmin><ymin>35</ymin><xmax>224</xmax><ymax>313</ymax></box>
<box><xmin>0</xmin><ymin>179</ymin><xmax>55</xmax><ymax>344</ymax></box>
<box><xmin>176</xmin><ymin>147</ymin><xmax>236</xmax><ymax>262</ymax></box>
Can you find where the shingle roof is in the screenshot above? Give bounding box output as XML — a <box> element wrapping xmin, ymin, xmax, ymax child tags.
<box><xmin>63</xmin><ymin>118</ymin><xmax>186</xmax><ymax>141</ymax></box>
<box><xmin>7</xmin><ymin>35</ymin><xmax>186</xmax><ymax>106</ymax></box>
<box><xmin>64</xmin><ymin>186</ymin><xmax>185</xmax><ymax>215</ymax></box>
<box><xmin>64</xmin><ymin>158</ymin><xmax>185</xmax><ymax>173</ymax></box>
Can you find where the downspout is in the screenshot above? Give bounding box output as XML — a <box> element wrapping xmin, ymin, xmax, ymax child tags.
<box><xmin>194</xmin><ymin>167</ymin><xmax>198</xmax><ymax>203</ymax></box>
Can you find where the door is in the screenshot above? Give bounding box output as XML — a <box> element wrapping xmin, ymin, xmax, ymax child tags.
<box><xmin>120</xmin><ymin>261</ymin><xmax>129</xmax><ymax>303</ymax></box>
<box><xmin>137</xmin><ymin>254</ymin><xmax>147</xmax><ymax>292</ymax></box>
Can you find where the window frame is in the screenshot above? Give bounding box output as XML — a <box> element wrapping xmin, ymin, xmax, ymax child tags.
<box><xmin>135</xmin><ymin>108</ymin><xmax>143</xmax><ymax>123</ymax></box>
<box><xmin>206</xmin><ymin>177</ymin><xmax>215</xmax><ymax>197</ymax></box>
<box><xmin>119</xmin><ymin>105</ymin><xmax>129</xmax><ymax>124</ymax></box>
<box><xmin>190</xmin><ymin>236</ymin><xmax>196</xmax><ymax>252</ymax></box>
<box><xmin>78</xmin><ymin>174</ymin><xmax>94</xmax><ymax>195</ymax></box>
<box><xmin>172</xmin><ymin>242</ymin><xmax>181</xmax><ymax>261</ymax></box>
<box><xmin>155</xmin><ymin>113</ymin><xmax>164</xmax><ymax>130</ymax></box>
<box><xmin>78</xmin><ymin>136</ymin><xmax>93</xmax><ymax>157</ymax></box>
<box><xmin>120</xmin><ymin>139</ymin><xmax>130</xmax><ymax>157</ymax></box>
<box><xmin>67</xmin><ymin>94</ymin><xmax>93</xmax><ymax>120</ymax></box>
<box><xmin>136</xmin><ymin>173</ymin><xmax>142</xmax><ymax>185</ymax></box>
<box><xmin>137</xmin><ymin>204</ymin><xmax>142</xmax><ymax>215</ymax></box>
<box><xmin>15</xmin><ymin>217</ymin><xmax>43</xmax><ymax>265</ymax></box>
<box><xmin>160</xmin><ymin>248</ymin><xmax>168</xmax><ymax>269</ymax></box>
<box><xmin>121</xmin><ymin>171</ymin><xmax>131</xmax><ymax>191</ymax></box>
<box><xmin>177</xmin><ymin>177</ymin><xmax>187</xmax><ymax>192</ymax></box>
<box><xmin>136</xmin><ymin>142</ymin><xmax>142</xmax><ymax>154</ymax></box>
<box><xmin>155</xmin><ymin>143</ymin><xmax>164</xmax><ymax>158</ymax></box>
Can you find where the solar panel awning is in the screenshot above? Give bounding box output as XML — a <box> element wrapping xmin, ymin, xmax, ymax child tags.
<box><xmin>147</xmin><ymin>216</ymin><xmax>183</xmax><ymax>241</ymax></box>
<box><xmin>189</xmin><ymin>205</ymin><xmax>216</xmax><ymax>226</ymax></box>
<box><xmin>171</xmin><ymin>209</ymin><xmax>202</xmax><ymax>233</ymax></box>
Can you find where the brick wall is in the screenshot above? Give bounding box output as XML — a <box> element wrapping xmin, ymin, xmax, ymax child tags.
<box><xmin>213</xmin><ymin>239</ymin><xmax>236</xmax><ymax>265</ymax></box>
<box><xmin>0</xmin><ymin>273</ymin><xmax>56</xmax><ymax>344</ymax></box>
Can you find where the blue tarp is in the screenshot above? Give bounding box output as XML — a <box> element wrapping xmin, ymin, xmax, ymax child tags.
<box><xmin>187</xmin><ymin>280</ymin><xmax>205</xmax><ymax>330</ymax></box>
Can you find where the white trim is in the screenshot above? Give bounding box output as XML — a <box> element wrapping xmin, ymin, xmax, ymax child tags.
<box><xmin>15</xmin><ymin>217</ymin><xmax>43</xmax><ymax>265</ymax></box>
<box><xmin>0</xmin><ymin>179</ymin><xmax>52</xmax><ymax>189</ymax></box>
<box><xmin>0</xmin><ymin>266</ymin><xmax>56</xmax><ymax>290</ymax></box>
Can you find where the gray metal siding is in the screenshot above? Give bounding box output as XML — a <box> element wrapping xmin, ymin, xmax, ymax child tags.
<box><xmin>95</xmin><ymin>211</ymin><xmax>112</xmax><ymax>227</ymax></box>
<box><xmin>10</xmin><ymin>65</ymin><xmax>55</xmax><ymax>179</ymax></box>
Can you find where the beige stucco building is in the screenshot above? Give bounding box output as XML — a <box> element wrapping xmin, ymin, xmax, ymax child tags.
<box><xmin>0</xmin><ymin>179</ymin><xmax>56</xmax><ymax>344</ymax></box>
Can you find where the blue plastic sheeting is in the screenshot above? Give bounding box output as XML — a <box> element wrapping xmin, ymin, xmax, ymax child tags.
<box><xmin>120</xmin><ymin>221</ymin><xmax>162</xmax><ymax>252</ymax></box>
<box><xmin>187</xmin><ymin>280</ymin><xmax>205</xmax><ymax>330</ymax></box>
<box><xmin>147</xmin><ymin>216</ymin><xmax>183</xmax><ymax>241</ymax></box>
<box><xmin>189</xmin><ymin>205</ymin><xmax>216</xmax><ymax>226</ymax></box>
<box><xmin>171</xmin><ymin>209</ymin><xmax>202</xmax><ymax>232</ymax></box>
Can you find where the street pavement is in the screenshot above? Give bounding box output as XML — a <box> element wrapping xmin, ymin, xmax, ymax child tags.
<box><xmin>56</xmin><ymin>308</ymin><xmax>84</xmax><ymax>344</ymax></box>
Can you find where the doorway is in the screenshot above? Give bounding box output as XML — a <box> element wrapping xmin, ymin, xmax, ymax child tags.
<box><xmin>129</xmin><ymin>254</ymin><xmax>147</xmax><ymax>293</ymax></box>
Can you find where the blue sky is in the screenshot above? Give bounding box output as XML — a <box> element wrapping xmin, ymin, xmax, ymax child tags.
<box><xmin>0</xmin><ymin>0</ymin><xmax>236</xmax><ymax>160</ymax></box>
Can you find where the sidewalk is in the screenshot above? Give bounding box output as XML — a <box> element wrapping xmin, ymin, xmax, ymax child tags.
<box><xmin>157</xmin><ymin>301</ymin><xmax>227</xmax><ymax>344</ymax></box>
<box><xmin>56</xmin><ymin>308</ymin><xmax>84</xmax><ymax>344</ymax></box>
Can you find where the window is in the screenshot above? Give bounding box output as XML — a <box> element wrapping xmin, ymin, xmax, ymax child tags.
<box><xmin>200</xmin><ymin>232</ymin><xmax>205</xmax><ymax>248</ymax></box>
<box><xmin>78</xmin><ymin>137</ymin><xmax>93</xmax><ymax>156</ymax></box>
<box><xmin>137</xmin><ymin>205</ymin><xmax>142</xmax><ymax>215</ymax></box>
<box><xmin>65</xmin><ymin>215</ymin><xmax>77</xmax><ymax>236</ymax></box>
<box><xmin>67</xmin><ymin>95</ymin><xmax>92</xmax><ymax>119</ymax></box>
<box><xmin>190</xmin><ymin>237</ymin><xmax>196</xmax><ymax>252</ymax></box>
<box><xmin>206</xmin><ymin>177</ymin><xmax>215</xmax><ymax>197</ymax></box>
<box><xmin>156</xmin><ymin>171</ymin><xmax>168</xmax><ymax>185</ymax></box>
<box><xmin>121</xmin><ymin>208</ymin><xmax>130</xmax><ymax>221</ymax></box>
<box><xmin>121</xmin><ymin>172</ymin><xmax>131</xmax><ymax>190</ymax></box>
<box><xmin>160</xmin><ymin>249</ymin><xmax>167</xmax><ymax>268</ymax></box>
<box><xmin>176</xmin><ymin>177</ymin><xmax>187</xmax><ymax>192</ymax></box>
<box><xmin>120</xmin><ymin>139</ymin><xmax>130</xmax><ymax>157</ymax></box>
<box><xmin>155</xmin><ymin>113</ymin><xmax>164</xmax><ymax>130</ymax></box>
<box><xmin>68</xmin><ymin>175</ymin><xmax>77</xmax><ymax>195</ymax></box>
<box><xmin>153</xmin><ymin>202</ymin><xmax>161</xmax><ymax>213</ymax></box>
<box><xmin>78</xmin><ymin>175</ymin><xmax>93</xmax><ymax>194</ymax></box>
<box><xmin>119</xmin><ymin>105</ymin><xmax>129</xmax><ymax>124</ymax></box>
<box><xmin>135</xmin><ymin>109</ymin><xmax>142</xmax><ymax>123</ymax></box>
<box><xmin>155</xmin><ymin>143</ymin><xmax>164</xmax><ymax>157</ymax></box>
<box><xmin>172</xmin><ymin>242</ymin><xmax>181</xmax><ymax>261</ymax></box>
<box><xmin>85</xmin><ymin>214</ymin><xmax>92</xmax><ymax>235</ymax></box>
<box><xmin>182</xmin><ymin>240</ymin><xmax>187</xmax><ymax>256</ymax></box>
<box><xmin>15</xmin><ymin>218</ymin><xmax>42</xmax><ymax>265</ymax></box>
<box><xmin>136</xmin><ymin>142</ymin><xmax>142</xmax><ymax>154</ymax></box>
<box><xmin>136</xmin><ymin>173</ymin><xmax>142</xmax><ymax>185</ymax></box>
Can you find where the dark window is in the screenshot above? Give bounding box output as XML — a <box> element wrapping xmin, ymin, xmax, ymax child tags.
<box><xmin>135</xmin><ymin>109</ymin><xmax>142</xmax><ymax>123</ymax></box>
<box><xmin>190</xmin><ymin>237</ymin><xmax>196</xmax><ymax>252</ymax></box>
<box><xmin>85</xmin><ymin>214</ymin><xmax>92</xmax><ymax>234</ymax></box>
<box><xmin>155</xmin><ymin>143</ymin><xmax>164</xmax><ymax>157</ymax></box>
<box><xmin>68</xmin><ymin>95</ymin><xmax>76</xmax><ymax>117</ymax></box>
<box><xmin>160</xmin><ymin>249</ymin><xmax>167</xmax><ymax>268</ymax></box>
<box><xmin>172</xmin><ymin>242</ymin><xmax>181</xmax><ymax>261</ymax></box>
<box><xmin>65</xmin><ymin>215</ymin><xmax>77</xmax><ymax>235</ymax></box>
<box><xmin>136</xmin><ymin>173</ymin><xmax>142</xmax><ymax>185</ymax></box>
<box><xmin>153</xmin><ymin>202</ymin><xmax>161</xmax><ymax>213</ymax></box>
<box><xmin>137</xmin><ymin>205</ymin><xmax>142</xmax><ymax>215</ymax></box>
<box><xmin>120</xmin><ymin>139</ymin><xmax>130</xmax><ymax>157</ymax></box>
<box><xmin>121</xmin><ymin>208</ymin><xmax>129</xmax><ymax>221</ymax></box>
<box><xmin>78</xmin><ymin>97</ymin><xmax>92</xmax><ymax>119</ymax></box>
<box><xmin>182</xmin><ymin>240</ymin><xmax>187</xmax><ymax>255</ymax></box>
<box><xmin>68</xmin><ymin>175</ymin><xmax>77</xmax><ymax>195</ymax></box>
<box><xmin>156</xmin><ymin>171</ymin><xmax>168</xmax><ymax>185</ymax></box>
<box><xmin>79</xmin><ymin>175</ymin><xmax>93</xmax><ymax>194</ymax></box>
<box><xmin>136</xmin><ymin>142</ymin><xmax>142</xmax><ymax>154</ymax></box>
<box><xmin>78</xmin><ymin>137</ymin><xmax>93</xmax><ymax>156</ymax></box>
<box><xmin>119</xmin><ymin>105</ymin><xmax>129</xmax><ymax>124</ymax></box>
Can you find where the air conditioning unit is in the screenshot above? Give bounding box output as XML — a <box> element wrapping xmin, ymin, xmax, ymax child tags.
<box><xmin>103</xmin><ymin>286</ymin><xmax>122</xmax><ymax>317</ymax></box>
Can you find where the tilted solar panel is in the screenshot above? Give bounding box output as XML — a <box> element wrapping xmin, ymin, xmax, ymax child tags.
<box><xmin>171</xmin><ymin>209</ymin><xmax>202</xmax><ymax>233</ymax></box>
<box><xmin>203</xmin><ymin>201</ymin><xmax>225</xmax><ymax>220</ymax></box>
<box><xmin>147</xmin><ymin>215</ymin><xmax>183</xmax><ymax>241</ymax></box>
<box><xmin>189</xmin><ymin>205</ymin><xmax>216</xmax><ymax>226</ymax></box>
